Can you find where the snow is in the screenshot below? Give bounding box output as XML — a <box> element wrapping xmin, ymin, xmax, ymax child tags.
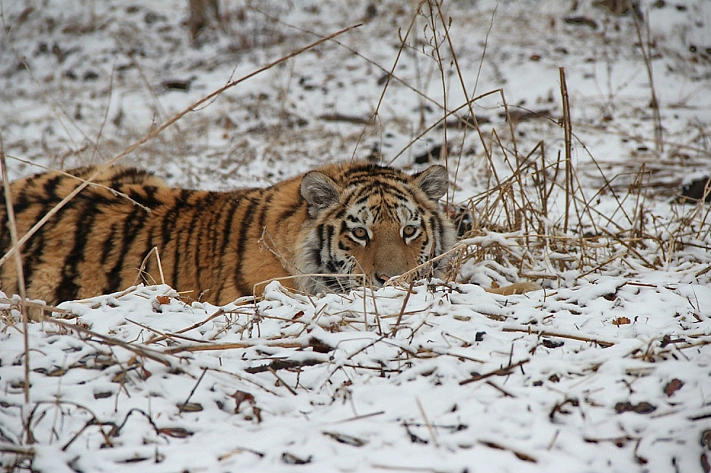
<box><xmin>2</xmin><ymin>281</ymin><xmax>709</xmax><ymax>472</ymax></box>
<box><xmin>1</xmin><ymin>0</ymin><xmax>711</xmax><ymax>472</ymax></box>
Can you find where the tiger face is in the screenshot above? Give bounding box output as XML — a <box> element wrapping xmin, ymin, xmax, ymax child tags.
<box><xmin>295</xmin><ymin>164</ymin><xmax>455</xmax><ymax>293</ymax></box>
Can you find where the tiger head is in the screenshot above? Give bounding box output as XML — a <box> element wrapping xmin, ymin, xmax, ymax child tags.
<box><xmin>295</xmin><ymin>163</ymin><xmax>456</xmax><ymax>293</ymax></box>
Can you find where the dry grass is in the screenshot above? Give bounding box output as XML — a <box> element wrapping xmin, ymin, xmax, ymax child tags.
<box><xmin>388</xmin><ymin>1</ymin><xmax>711</xmax><ymax>287</ymax></box>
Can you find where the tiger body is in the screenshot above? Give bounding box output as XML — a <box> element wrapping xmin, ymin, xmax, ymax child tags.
<box><xmin>0</xmin><ymin>162</ymin><xmax>455</xmax><ymax>308</ymax></box>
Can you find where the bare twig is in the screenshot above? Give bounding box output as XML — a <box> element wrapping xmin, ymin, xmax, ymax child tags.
<box><xmin>0</xmin><ymin>137</ymin><xmax>30</xmax><ymax>409</ymax></box>
<box><xmin>629</xmin><ymin>0</ymin><xmax>663</xmax><ymax>153</ymax></box>
<box><xmin>560</xmin><ymin>67</ymin><xmax>573</xmax><ymax>234</ymax></box>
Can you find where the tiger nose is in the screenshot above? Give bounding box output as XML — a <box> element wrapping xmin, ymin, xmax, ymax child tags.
<box><xmin>375</xmin><ymin>273</ymin><xmax>391</xmax><ymax>284</ymax></box>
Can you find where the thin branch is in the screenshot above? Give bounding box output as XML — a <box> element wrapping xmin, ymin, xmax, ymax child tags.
<box><xmin>1</xmin><ymin>135</ymin><xmax>32</xmax><ymax>411</ymax></box>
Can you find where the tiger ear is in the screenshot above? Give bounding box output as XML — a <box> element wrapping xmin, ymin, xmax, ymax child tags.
<box><xmin>413</xmin><ymin>165</ymin><xmax>449</xmax><ymax>201</ymax></box>
<box><xmin>301</xmin><ymin>171</ymin><xmax>340</xmax><ymax>215</ymax></box>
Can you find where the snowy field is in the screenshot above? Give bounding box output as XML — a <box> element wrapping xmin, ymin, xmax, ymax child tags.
<box><xmin>1</xmin><ymin>0</ymin><xmax>711</xmax><ymax>472</ymax></box>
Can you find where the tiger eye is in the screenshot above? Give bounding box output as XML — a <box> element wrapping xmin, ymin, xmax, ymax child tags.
<box><xmin>352</xmin><ymin>227</ymin><xmax>368</xmax><ymax>239</ymax></box>
<box><xmin>403</xmin><ymin>225</ymin><xmax>417</xmax><ymax>238</ymax></box>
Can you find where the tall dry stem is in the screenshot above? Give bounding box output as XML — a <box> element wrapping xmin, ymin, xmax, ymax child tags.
<box><xmin>0</xmin><ymin>138</ymin><xmax>31</xmax><ymax>407</ymax></box>
<box><xmin>629</xmin><ymin>1</ymin><xmax>663</xmax><ymax>153</ymax></box>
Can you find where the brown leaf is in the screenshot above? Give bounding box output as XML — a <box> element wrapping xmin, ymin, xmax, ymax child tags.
<box><xmin>46</xmin><ymin>367</ymin><xmax>67</xmax><ymax>377</ymax></box>
<box><xmin>564</xmin><ymin>16</ymin><xmax>598</xmax><ymax>29</ymax></box>
<box><xmin>158</xmin><ymin>427</ymin><xmax>192</xmax><ymax>438</ymax></box>
<box><xmin>614</xmin><ymin>401</ymin><xmax>656</xmax><ymax>414</ymax></box>
<box><xmin>309</xmin><ymin>337</ymin><xmax>333</xmax><ymax>353</ymax></box>
<box><xmin>323</xmin><ymin>431</ymin><xmax>368</xmax><ymax>447</ymax></box>
<box><xmin>251</xmin><ymin>406</ymin><xmax>263</xmax><ymax>423</ymax></box>
<box><xmin>613</xmin><ymin>317</ymin><xmax>631</xmax><ymax>326</ymax></box>
<box><xmin>664</xmin><ymin>378</ymin><xmax>684</xmax><ymax>397</ymax></box>
<box><xmin>542</xmin><ymin>338</ymin><xmax>564</xmax><ymax>349</ymax></box>
<box><xmin>232</xmin><ymin>390</ymin><xmax>255</xmax><ymax>413</ymax></box>
<box><xmin>178</xmin><ymin>402</ymin><xmax>203</xmax><ymax>413</ymax></box>
<box><xmin>282</xmin><ymin>452</ymin><xmax>312</xmax><ymax>465</ymax></box>
<box><xmin>701</xmin><ymin>430</ymin><xmax>711</xmax><ymax>450</ymax></box>
<box><xmin>156</xmin><ymin>295</ymin><xmax>171</xmax><ymax>305</ymax></box>
<box><xmin>549</xmin><ymin>398</ymin><xmax>579</xmax><ymax>420</ymax></box>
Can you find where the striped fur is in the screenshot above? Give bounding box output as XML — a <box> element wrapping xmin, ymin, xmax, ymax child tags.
<box><xmin>0</xmin><ymin>163</ymin><xmax>455</xmax><ymax>307</ymax></box>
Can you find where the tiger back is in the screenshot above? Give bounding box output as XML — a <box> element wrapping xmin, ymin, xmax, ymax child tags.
<box><xmin>0</xmin><ymin>162</ymin><xmax>455</xmax><ymax>309</ymax></box>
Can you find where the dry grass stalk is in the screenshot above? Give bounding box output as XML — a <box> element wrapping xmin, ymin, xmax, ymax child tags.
<box><xmin>163</xmin><ymin>339</ymin><xmax>312</xmax><ymax>355</ymax></box>
<box><xmin>132</xmin><ymin>246</ymin><xmax>166</xmax><ymax>287</ymax></box>
<box><xmin>502</xmin><ymin>326</ymin><xmax>615</xmax><ymax>348</ymax></box>
<box><xmin>1</xmin><ymin>137</ymin><xmax>32</xmax><ymax>412</ymax></box>
<box><xmin>629</xmin><ymin>2</ymin><xmax>663</xmax><ymax>153</ymax></box>
<box><xmin>559</xmin><ymin>67</ymin><xmax>573</xmax><ymax>235</ymax></box>
<box><xmin>147</xmin><ymin>308</ymin><xmax>226</xmax><ymax>345</ymax></box>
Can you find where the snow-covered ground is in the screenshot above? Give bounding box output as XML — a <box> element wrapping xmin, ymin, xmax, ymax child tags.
<box><xmin>1</xmin><ymin>0</ymin><xmax>710</xmax><ymax>471</ymax></box>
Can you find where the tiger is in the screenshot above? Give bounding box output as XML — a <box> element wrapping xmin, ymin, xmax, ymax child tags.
<box><xmin>0</xmin><ymin>162</ymin><xmax>461</xmax><ymax>311</ymax></box>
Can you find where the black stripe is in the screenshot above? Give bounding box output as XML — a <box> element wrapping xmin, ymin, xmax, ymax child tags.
<box><xmin>276</xmin><ymin>202</ymin><xmax>302</xmax><ymax>222</ymax></box>
<box><xmin>256</xmin><ymin>192</ymin><xmax>274</xmax><ymax>233</ymax></box>
<box><xmin>171</xmin><ymin>210</ymin><xmax>189</xmax><ymax>289</ymax></box>
<box><xmin>213</xmin><ymin>197</ymin><xmax>241</xmax><ymax>303</ymax></box>
<box><xmin>218</xmin><ymin>192</ymin><xmax>245</xmax><ymax>256</ymax></box>
<box><xmin>159</xmin><ymin>193</ymin><xmax>193</xmax><ymax>286</ymax></box>
<box><xmin>100</xmin><ymin>223</ymin><xmax>118</xmax><ymax>265</ymax></box>
<box><xmin>0</xmin><ymin>192</ymin><xmax>9</xmax><ymax>254</ymax></box>
<box><xmin>109</xmin><ymin>167</ymin><xmax>154</xmax><ymax>187</ymax></box>
<box><xmin>20</xmin><ymin>233</ymin><xmax>45</xmax><ymax>287</ymax></box>
<box><xmin>9</xmin><ymin>189</ymin><xmax>31</xmax><ymax>214</ymax></box>
<box><xmin>43</xmin><ymin>175</ymin><xmax>63</xmax><ymax>199</ymax></box>
<box><xmin>324</xmin><ymin>225</ymin><xmax>334</xmax><ymax>266</ymax></box>
<box><xmin>234</xmin><ymin>196</ymin><xmax>261</xmax><ymax>295</ymax></box>
<box><xmin>188</xmin><ymin>193</ymin><xmax>216</xmax><ymax>292</ymax></box>
<box><xmin>105</xmin><ymin>206</ymin><xmax>150</xmax><ymax>293</ymax></box>
<box><xmin>310</xmin><ymin>247</ymin><xmax>321</xmax><ymax>268</ymax></box>
<box><xmin>129</xmin><ymin>185</ymin><xmax>162</xmax><ymax>208</ymax></box>
<box><xmin>55</xmin><ymin>201</ymin><xmax>99</xmax><ymax>302</ymax></box>
<box><xmin>21</xmin><ymin>177</ymin><xmax>74</xmax><ymax>291</ymax></box>
<box><xmin>160</xmin><ymin>201</ymin><xmax>181</xmax><ymax>249</ymax></box>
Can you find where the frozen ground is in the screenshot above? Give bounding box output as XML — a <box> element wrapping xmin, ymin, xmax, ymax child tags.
<box><xmin>1</xmin><ymin>0</ymin><xmax>710</xmax><ymax>472</ymax></box>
